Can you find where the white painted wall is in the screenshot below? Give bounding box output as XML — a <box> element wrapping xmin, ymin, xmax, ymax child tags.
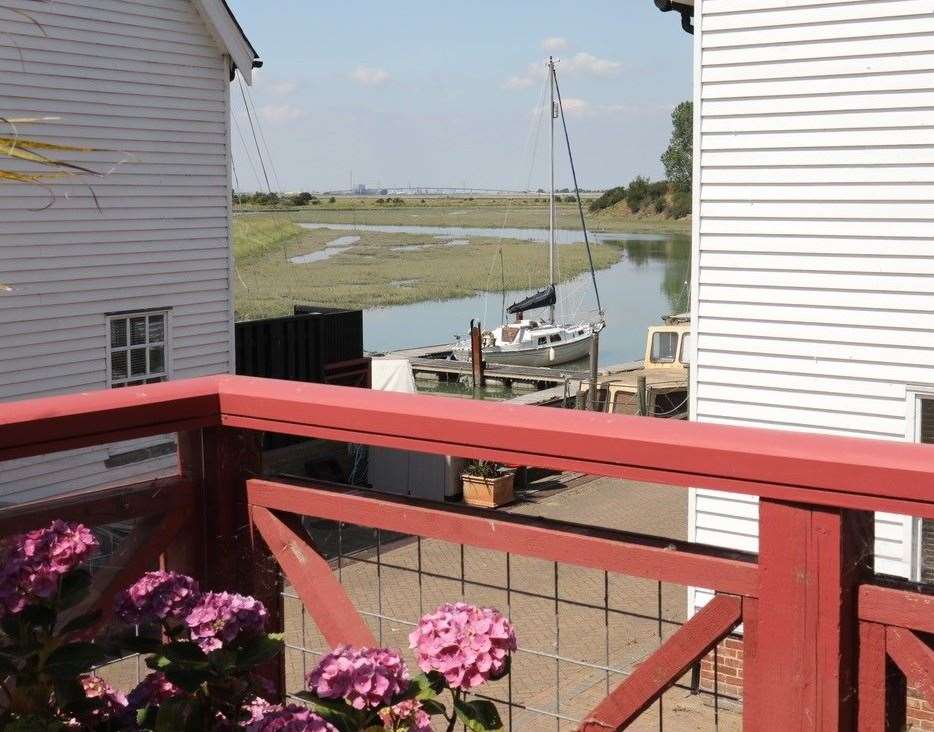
<box><xmin>0</xmin><ymin>0</ymin><xmax>238</xmax><ymax>504</ymax></box>
<box><xmin>689</xmin><ymin>0</ymin><xmax>934</xmax><ymax>609</ymax></box>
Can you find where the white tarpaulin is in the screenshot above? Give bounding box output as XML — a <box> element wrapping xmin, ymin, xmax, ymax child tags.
<box><xmin>368</xmin><ymin>357</ymin><xmax>463</xmax><ymax>499</ymax></box>
<box><xmin>371</xmin><ymin>358</ymin><xmax>417</xmax><ymax>394</ymax></box>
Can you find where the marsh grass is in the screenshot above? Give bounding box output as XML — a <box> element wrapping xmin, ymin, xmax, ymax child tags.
<box><xmin>233</xmin><ymin>220</ymin><xmax>621</xmax><ymax>320</ymax></box>
<box><xmin>233</xmin><ymin>214</ymin><xmax>305</xmax><ymax>260</ymax></box>
<box><xmin>237</xmin><ymin>196</ymin><xmax>690</xmax><ymax>235</ymax></box>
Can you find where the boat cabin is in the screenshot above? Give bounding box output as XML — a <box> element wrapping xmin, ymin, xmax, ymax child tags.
<box><xmin>644</xmin><ymin>314</ymin><xmax>691</xmax><ymax>372</ymax></box>
<box><xmin>600</xmin><ymin>315</ymin><xmax>691</xmax><ymax>418</ymax></box>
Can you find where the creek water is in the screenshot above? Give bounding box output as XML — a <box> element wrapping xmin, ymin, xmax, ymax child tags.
<box><xmin>298</xmin><ymin>223</ymin><xmax>690</xmax><ymax>367</ymax></box>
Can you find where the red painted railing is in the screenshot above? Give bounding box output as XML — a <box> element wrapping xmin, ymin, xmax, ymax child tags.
<box><xmin>2</xmin><ymin>375</ymin><xmax>934</xmax><ymax>730</ymax></box>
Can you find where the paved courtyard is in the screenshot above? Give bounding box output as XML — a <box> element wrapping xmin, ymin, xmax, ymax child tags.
<box><xmin>284</xmin><ymin>474</ymin><xmax>743</xmax><ymax>731</ymax></box>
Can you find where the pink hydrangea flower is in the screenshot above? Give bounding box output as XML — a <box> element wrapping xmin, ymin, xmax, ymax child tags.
<box><xmin>76</xmin><ymin>674</ymin><xmax>128</xmax><ymax>724</ymax></box>
<box><xmin>0</xmin><ymin>521</ymin><xmax>97</xmax><ymax>616</ymax></box>
<box><xmin>409</xmin><ymin>602</ymin><xmax>517</xmax><ymax>690</ymax></box>
<box><xmin>185</xmin><ymin>591</ymin><xmax>268</xmax><ymax>652</ymax></box>
<box><xmin>116</xmin><ymin>571</ymin><xmax>201</xmax><ymax>625</ymax></box>
<box><xmin>306</xmin><ymin>645</ymin><xmax>409</xmax><ymax>710</ymax></box>
<box><xmin>379</xmin><ymin>698</ymin><xmax>432</xmax><ymax>732</ymax></box>
<box><xmin>126</xmin><ymin>671</ymin><xmax>181</xmax><ymax>711</ymax></box>
<box><xmin>245</xmin><ymin>703</ymin><xmax>337</xmax><ymax>731</ymax></box>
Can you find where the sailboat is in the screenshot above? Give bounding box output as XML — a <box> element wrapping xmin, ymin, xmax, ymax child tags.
<box><xmin>452</xmin><ymin>57</ymin><xmax>605</xmax><ymax>367</ymax></box>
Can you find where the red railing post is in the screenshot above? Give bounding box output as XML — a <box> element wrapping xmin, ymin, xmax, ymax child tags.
<box><xmin>750</xmin><ymin>500</ymin><xmax>873</xmax><ymax>730</ymax></box>
<box><xmin>163</xmin><ymin>430</ymin><xmax>206</xmax><ymax>580</ymax></box>
<box><xmin>201</xmin><ymin>426</ymin><xmax>283</xmax><ymax>697</ymax></box>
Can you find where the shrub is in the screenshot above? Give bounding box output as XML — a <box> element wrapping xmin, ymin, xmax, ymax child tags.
<box><xmin>625</xmin><ymin>176</ymin><xmax>650</xmax><ymax>212</ymax></box>
<box><xmin>0</xmin><ymin>521</ymin><xmax>518</xmax><ymax>731</ymax></box>
<box><xmin>589</xmin><ymin>186</ymin><xmax>626</xmax><ymax>213</ymax></box>
<box><xmin>328</xmin><ymin>196</ymin><xmax>336</xmax><ymax>204</ymax></box>
<box><xmin>669</xmin><ymin>190</ymin><xmax>692</xmax><ymax>218</ymax></box>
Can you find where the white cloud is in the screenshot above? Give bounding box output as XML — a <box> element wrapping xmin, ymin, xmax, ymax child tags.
<box><xmin>351</xmin><ymin>66</ymin><xmax>391</xmax><ymax>86</ymax></box>
<box><xmin>563</xmin><ymin>52</ymin><xmax>622</xmax><ymax>77</ymax></box>
<box><xmin>268</xmin><ymin>79</ymin><xmax>298</xmax><ymax>96</ymax></box>
<box><xmin>560</xmin><ymin>98</ymin><xmax>593</xmax><ymax>117</ymax></box>
<box><xmin>259</xmin><ymin>104</ymin><xmax>305</xmax><ymax>124</ymax></box>
<box><xmin>542</xmin><ymin>37</ymin><xmax>568</xmax><ymax>52</ymax></box>
<box><xmin>503</xmin><ymin>51</ymin><xmax>622</xmax><ymax>91</ymax></box>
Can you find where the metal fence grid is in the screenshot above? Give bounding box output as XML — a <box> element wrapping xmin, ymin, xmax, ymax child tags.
<box><xmin>283</xmin><ymin>522</ymin><xmax>739</xmax><ymax>731</ymax></box>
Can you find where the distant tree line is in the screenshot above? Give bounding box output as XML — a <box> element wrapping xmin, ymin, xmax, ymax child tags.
<box><xmin>233</xmin><ymin>191</ymin><xmax>337</xmax><ymax>207</ymax></box>
<box><xmin>589</xmin><ymin>101</ymin><xmax>693</xmax><ymax>219</ymax></box>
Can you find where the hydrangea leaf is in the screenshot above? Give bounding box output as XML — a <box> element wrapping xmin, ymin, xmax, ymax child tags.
<box><xmin>454</xmin><ymin>698</ymin><xmax>504</xmax><ymax>732</ymax></box>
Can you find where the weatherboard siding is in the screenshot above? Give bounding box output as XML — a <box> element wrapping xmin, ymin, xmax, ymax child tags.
<box><xmin>0</xmin><ymin>0</ymin><xmax>233</xmax><ymax>503</ymax></box>
<box><xmin>690</xmin><ymin>0</ymin><xmax>934</xmax><ymax>604</ymax></box>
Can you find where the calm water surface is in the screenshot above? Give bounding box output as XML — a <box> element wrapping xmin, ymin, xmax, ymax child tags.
<box><xmin>302</xmin><ymin>224</ymin><xmax>690</xmax><ymax>367</ymax></box>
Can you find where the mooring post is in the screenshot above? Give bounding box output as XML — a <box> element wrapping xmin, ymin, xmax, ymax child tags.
<box><xmin>470</xmin><ymin>320</ymin><xmax>485</xmax><ymax>389</ymax></box>
<box><xmin>586</xmin><ymin>330</ymin><xmax>600</xmax><ymax>410</ymax></box>
<box><xmin>637</xmin><ymin>375</ymin><xmax>647</xmax><ymax>416</ymax></box>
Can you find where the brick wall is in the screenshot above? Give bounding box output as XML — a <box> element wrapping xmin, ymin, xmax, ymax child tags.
<box><xmin>698</xmin><ymin>637</ymin><xmax>933</xmax><ymax>728</ymax></box>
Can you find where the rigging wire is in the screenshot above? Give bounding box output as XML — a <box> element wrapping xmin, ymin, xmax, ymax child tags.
<box><xmin>553</xmin><ymin>66</ymin><xmax>604</xmax><ymax>318</ymax></box>
<box><xmin>232</xmin><ymin>115</ymin><xmax>262</xmax><ymax>191</ymax></box>
<box><xmin>239</xmin><ymin>74</ymin><xmax>283</xmax><ymax>193</ymax></box>
<box><xmin>237</xmin><ymin>74</ymin><xmax>272</xmax><ymax>193</ymax></box>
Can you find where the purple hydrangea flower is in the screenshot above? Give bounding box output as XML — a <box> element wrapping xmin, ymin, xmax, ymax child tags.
<box><xmin>116</xmin><ymin>571</ymin><xmax>201</xmax><ymax>626</ymax></box>
<box><xmin>0</xmin><ymin>521</ymin><xmax>98</xmax><ymax>616</ymax></box>
<box><xmin>245</xmin><ymin>703</ymin><xmax>337</xmax><ymax>731</ymax></box>
<box><xmin>74</xmin><ymin>675</ymin><xmax>128</xmax><ymax>725</ymax></box>
<box><xmin>185</xmin><ymin>591</ymin><xmax>268</xmax><ymax>652</ymax></box>
<box><xmin>409</xmin><ymin>602</ymin><xmax>517</xmax><ymax>690</ymax></box>
<box><xmin>379</xmin><ymin>698</ymin><xmax>432</xmax><ymax>732</ymax></box>
<box><xmin>126</xmin><ymin>671</ymin><xmax>181</xmax><ymax>712</ymax></box>
<box><xmin>306</xmin><ymin>645</ymin><xmax>409</xmax><ymax>710</ymax></box>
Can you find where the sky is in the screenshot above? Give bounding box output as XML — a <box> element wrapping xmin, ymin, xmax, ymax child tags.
<box><xmin>225</xmin><ymin>1</ymin><xmax>692</xmax><ymax>193</ymax></box>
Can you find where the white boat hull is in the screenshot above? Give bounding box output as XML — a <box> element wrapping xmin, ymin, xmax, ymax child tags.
<box><xmin>454</xmin><ymin>331</ymin><xmax>593</xmax><ymax>367</ymax></box>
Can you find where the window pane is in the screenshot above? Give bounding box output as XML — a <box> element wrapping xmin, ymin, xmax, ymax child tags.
<box><xmin>130</xmin><ymin>347</ymin><xmax>147</xmax><ymax>376</ymax></box>
<box><xmin>110</xmin><ymin>351</ymin><xmax>127</xmax><ymax>380</ymax></box>
<box><xmin>922</xmin><ymin>398</ymin><xmax>934</xmax><ymax>444</ymax></box>
<box><xmin>130</xmin><ymin>317</ymin><xmax>147</xmax><ymax>346</ymax></box>
<box><xmin>680</xmin><ymin>334</ymin><xmax>692</xmax><ymax>364</ymax></box>
<box><xmin>148</xmin><ymin>314</ymin><xmax>164</xmax><ymax>343</ymax></box>
<box><xmin>149</xmin><ymin>346</ymin><xmax>165</xmax><ymax>374</ymax></box>
<box><xmin>651</xmin><ymin>332</ymin><xmax>677</xmax><ymax>363</ymax></box>
<box><xmin>110</xmin><ymin>318</ymin><xmax>127</xmax><ymax>348</ymax></box>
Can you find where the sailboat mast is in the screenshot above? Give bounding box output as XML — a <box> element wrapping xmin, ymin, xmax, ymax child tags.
<box><xmin>548</xmin><ymin>56</ymin><xmax>556</xmax><ymax>324</ymax></box>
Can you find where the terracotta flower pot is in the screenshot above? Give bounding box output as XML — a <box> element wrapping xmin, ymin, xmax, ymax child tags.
<box><xmin>461</xmin><ymin>471</ymin><xmax>515</xmax><ymax>508</ymax></box>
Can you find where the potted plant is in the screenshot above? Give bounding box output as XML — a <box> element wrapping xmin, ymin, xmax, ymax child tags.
<box><xmin>461</xmin><ymin>460</ymin><xmax>514</xmax><ymax>508</ymax></box>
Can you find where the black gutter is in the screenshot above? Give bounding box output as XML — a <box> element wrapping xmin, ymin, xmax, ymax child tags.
<box><xmin>653</xmin><ymin>0</ymin><xmax>694</xmax><ymax>34</ymax></box>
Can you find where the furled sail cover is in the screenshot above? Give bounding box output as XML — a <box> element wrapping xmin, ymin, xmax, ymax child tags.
<box><xmin>507</xmin><ymin>285</ymin><xmax>556</xmax><ymax>314</ymax></box>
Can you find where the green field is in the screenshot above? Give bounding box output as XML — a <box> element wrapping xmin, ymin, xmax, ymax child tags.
<box><xmin>239</xmin><ymin>196</ymin><xmax>691</xmax><ymax>234</ymax></box>
<box><xmin>232</xmin><ymin>198</ymin><xmax>688</xmax><ymax>320</ymax></box>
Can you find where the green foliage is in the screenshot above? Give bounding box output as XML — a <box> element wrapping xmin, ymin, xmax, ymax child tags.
<box><xmin>625</xmin><ymin>176</ymin><xmax>651</xmax><ymax>212</ymax></box>
<box><xmin>288</xmin><ymin>192</ymin><xmax>315</xmax><ymax>206</ymax></box>
<box><xmin>669</xmin><ymin>190</ymin><xmax>692</xmax><ymax>219</ymax></box>
<box><xmin>463</xmin><ymin>460</ymin><xmax>502</xmax><ymax>479</ymax></box>
<box><xmin>454</xmin><ymin>698</ymin><xmax>503</xmax><ymax>732</ymax></box>
<box><xmin>661</xmin><ymin>101</ymin><xmax>693</xmax><ymax>193</ymax></box>
<box><xmin>588</xmin><ymin>185</ymin><xmax>627</xmax><ymax>213</ymax></box>
<box><xmin>328</xmin><ymin>196</ymin><xmax>336</xmax><ymax>203</ymax></box>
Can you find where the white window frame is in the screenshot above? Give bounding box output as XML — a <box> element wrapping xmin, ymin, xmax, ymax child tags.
<box><xmin>905</xmin><ymin>386</ymin><xmax>934</xmax><ymax>581</ymax></box>
<box><xmin>105</xmin><ymin>309</ymin><xmax>172</xmax><ymax>388</ymax></box>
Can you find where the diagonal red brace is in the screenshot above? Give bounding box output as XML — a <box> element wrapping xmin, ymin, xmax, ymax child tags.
<box><xmin>886</xmin><ymin>625</ymin><xmax>934</xmax><ymax>710</ymax></box>
<box><xmin>250</xmin><ymin>504</ymin><xmax>375</xmax><ymax>648</ymax></box>
<box><xmin>580</xmin><ymin>594</ymin><xmax>742</xmax><ymax>731</ymax></box>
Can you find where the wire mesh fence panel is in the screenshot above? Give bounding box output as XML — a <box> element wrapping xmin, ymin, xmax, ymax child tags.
<box><xmin>282</xmin><ymin>518</ymin><xmax>741</xmax><ymax>731</ymax></box>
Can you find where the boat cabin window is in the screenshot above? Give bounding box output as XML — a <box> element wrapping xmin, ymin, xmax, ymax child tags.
<box><xmin>679</xmin><ymin>333</ymin><xmax>692</xmax><ymax>365</ymax></box>
<box><xmin>537</xmin><ymin>337</ymin><xmax>547</xmax><ymax>345</ymax></box>
<box><xmin>549</xmin><ymin>334</ymin><xmax>561</xmax><ymax>343</ymax></box>
<box><xmin>650</xmin><ymin>331</ymin><xmax>678</xmax><ymax>363</ymax></box>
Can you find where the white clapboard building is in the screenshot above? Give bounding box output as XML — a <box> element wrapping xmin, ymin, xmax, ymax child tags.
<box><xmin>0</xmin><ymin>0</ymin><xmax>258</xmax><ymax>504</ymax></box>
<box><xmin>662</xmin><ymin>0</ymin><xmax>934</xmax><ymax>609</ymax></box>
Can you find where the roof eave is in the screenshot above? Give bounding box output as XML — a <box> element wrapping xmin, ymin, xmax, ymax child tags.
<box><xmin>193</xmin><ymin>0</ymin><xmax>261</xmax><ymax>84</ymax></box>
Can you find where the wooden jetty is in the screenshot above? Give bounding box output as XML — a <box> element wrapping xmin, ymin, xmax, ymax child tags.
<box><xmin>409</xmin><ymin>356</ymin><xmax>587</xmax><ymax>389</ymax></box>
